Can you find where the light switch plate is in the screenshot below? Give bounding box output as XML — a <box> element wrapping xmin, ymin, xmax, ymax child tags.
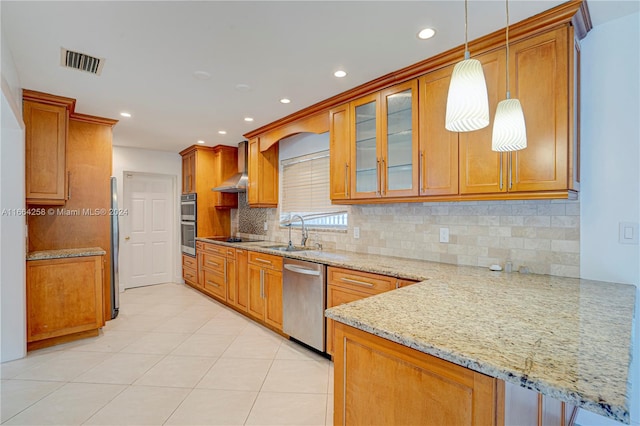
<box><xmin>439</xmin><ymin>228</ymin><xmax>449</xmax><ymax>243</ymax></box>
<box><xmin>619</xmin><ymin>222</ymin><xmax>639</xmax><ymax>245</ymax></box>
<box><xmin>263</xmin><ymin>221</ymin><xmax>268</xmax><ymax>231</ymax></box>
<box><xmin>354</xmin><ymin>227</ymin><xmax>360</xmax><ymax>239</ymax></box>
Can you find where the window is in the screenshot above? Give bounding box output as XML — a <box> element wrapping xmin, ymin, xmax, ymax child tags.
<box><xmin>280</xmin><ymin>150</ymin><xmax>347</xmax><ymax>229</ymax></box>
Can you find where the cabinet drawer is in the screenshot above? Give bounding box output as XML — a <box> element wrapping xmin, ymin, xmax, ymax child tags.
<box><xmin>201</xmin><ymin>253</ymin><xmax>225</xmax><ymax>274</ymax></box>
<box><xmin>201</xmin><ymin>269</ymin><xmax>226</xmax><ymax>300</ymax></box>
<box><xmin>224</xmin><ymin>247</ymin><xmax>236</xmax><ymax>259</ymax></box>
<box><xmin>248</xmin><ymin>251</ymin><xmax>283</xmax><ymax>271</ymax></box>
<box><xmin>183</xmin><ymin>266</ymin><xmax>197</xmax><ymax>285</ymax></box>
<box><xmin>328</xmin><ymin>267</ymin><xmax>396</xmax><ymax>294</ymax></box>
<box><xmin>182</xmin><ymin>254</ymin><xmax>197</xmax><ymax>270</ymax></box>
<box><xmin>196</xmin><ymin>241</ymin><xmax>204</xmax><ymax>251</ymax></box>
<box><xmin>200</xmin><ymin>242</ymin><xmax>227</xmax><ymax>256</ymax></box>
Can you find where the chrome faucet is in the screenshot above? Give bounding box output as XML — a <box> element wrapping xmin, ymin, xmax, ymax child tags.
<box><xmin>287</xmin><ymin>214</ymin><xmax>308</xmax><ymax>248</ymax></box>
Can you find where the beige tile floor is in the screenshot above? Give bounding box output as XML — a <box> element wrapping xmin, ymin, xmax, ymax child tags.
<box><xmin>1</xmin><ymin>283</ymin><xmax>334</xmax><ymax>425</ymax></box>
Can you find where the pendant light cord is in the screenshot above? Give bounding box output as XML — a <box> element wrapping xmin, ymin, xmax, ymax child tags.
<box><xmin>464</xmin><ymin>0</ymin><xmax>470</xmax><ymax>59</ymax></box>
<box><xmin>505</xmin><ymin>0</ymin><xmax>511</xmax><ymax>99</ymax></box>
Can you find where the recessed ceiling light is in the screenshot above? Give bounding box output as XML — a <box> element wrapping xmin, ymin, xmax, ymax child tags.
<box><xmin>197</xmin><ymin>140</ymin><xmax>205</xmax><ymax>144</ymax></box>
<box><xmin>334</xmin><ymin>70</ymin><xmax>347</xmax><ymax>78</ymax></box>
<box><xmin>280</xmin><ymin>98</ymin><xmax>291</xmax><ymax>104</ymax></box>
<box><xmin>235</xmin><ymin>83</ymin><xmax>251</xmax><ymax>92</ymax></box>
<box><xmin>244</xmin><ymin>117</ymin><xmax>254</xmax><ymax>122</ymax></box>
<box><xmin>120</xmin><ymin>112</ymin><xmax>131</xmax><ymax>118</ymax></box>
<box><xmin>193</xmin><ymin>71</ymin><xmax>212</xmax><ymax>80</ymax></box>
<box><xmin>417</xmin><ymin>28</ymin><xmax>436</xmax><ymax>40</ymax></box>
<box><xmin>218</xmin><ymin>130</ymin><xmax>227</xmax><ymax>135</ymax></box>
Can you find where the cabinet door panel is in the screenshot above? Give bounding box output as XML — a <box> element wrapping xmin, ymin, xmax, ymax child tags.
<box><xmin>263</xmin><ymin>269</ymin><xmax>283</xmax><ymax>330</ymax></box>
<box><xmin>351</xmin><ymin>94</ymin><xmax>381</xmax><ymax>198</ymax></box>
<box><xmin>27</xmin><ymin>256</ymin><xmax>103</xmax><ymax>342</ymax></box>
<box><xmin>226</xmin><ymin>258</ymin><xmax>237</xmax><ymax>305</ymax></box>
<box><xmin>247</xmin><ymin>264</ymin><xmax>265</xmax><ymax>320</ymax></box>
<box><xmin>381</xmin><ymin>80</ymin><xmax>419</xmax><ymax>197</ymax></box>
<box><xmin>24</xmin><ymin>101</ymin><xmax>67</xmax><ymax>202</ymax></box>
<box><xmin>235</xmin><ymin>249</ymin><xmax>249</xmax><ymax>311</ymax></box>
<box><xmin>459</xmin><ymin>49</ymin><xmax>507</xmax><ymax>195</ymax></box>
<box><xmin>510</xmin><ymin>28</ymin><xmax>569</xmax><ymax>192</ymax></box>
<box><xmin>326</xmin><ymin>284</ymin><xmax>372</xmax><ymax>355</ymax></box>
<box><xmin>329</xmin><ymin>104</ymin><xmax>351</xmax><ymax>201</ymax></box>
<box><xmin>419</xmin><ymin>67</ymin><xmax>459</xmax><ymax>196</ymax></box>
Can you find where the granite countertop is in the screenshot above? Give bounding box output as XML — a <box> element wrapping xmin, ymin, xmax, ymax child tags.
<box><xmin>196</xmin><ymin>237</ymin><xmax>636</xmax><ymax>423</ymax></box>
<box><xmin>27</xmin><ymin>247</ymin><xmax>106</xmax><ymax>261</ymax></box>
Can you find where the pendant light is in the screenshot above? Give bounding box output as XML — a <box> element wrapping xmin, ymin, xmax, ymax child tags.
<box><xmin>445</xmin><ymin>0</ymin><xmax>489</xmax><ymax>132</ymax></box>
<box><xmin>492</xmin><ymin>0</ymin><xmax>527</xmax><ymax>151</ymax></box>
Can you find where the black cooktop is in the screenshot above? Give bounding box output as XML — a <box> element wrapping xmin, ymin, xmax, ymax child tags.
<box><xmin>208</xmin><ymin>236</ymin><xmax>262</xmax><ymax>243</ymax></box>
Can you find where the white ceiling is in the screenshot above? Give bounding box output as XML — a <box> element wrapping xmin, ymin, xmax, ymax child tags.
<box><xmin>2</xmin><ymin>1</ymin><xmax>638</xmax><ymax>153</ymax></box>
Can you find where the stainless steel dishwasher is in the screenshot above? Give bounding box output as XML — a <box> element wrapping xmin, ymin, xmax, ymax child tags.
<box><xmin>282</xmin><ymin>258</ymin><xmax>327</xmax><ymax>352</ymax></box>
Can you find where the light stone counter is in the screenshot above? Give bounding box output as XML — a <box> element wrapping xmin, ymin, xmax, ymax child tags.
<box><xmin>26</xmin><ymin>247</ymin><xmax>106</xmax><ymax>261</ymax></box>
<box><xmin>196</xmin><ymin>237</ymin><xmax>636</xmax><ymax>423</ymax></box>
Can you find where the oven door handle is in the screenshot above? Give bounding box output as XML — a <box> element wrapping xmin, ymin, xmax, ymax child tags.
<box><xmin>181</xmin><ymin>221</ymin><xmax>195</xmax><ymax>226</ymax></box>
<box><xmin>284</xmin><ymin>264</ymin><xmax>321</xmax><ymax>276</ymax></box>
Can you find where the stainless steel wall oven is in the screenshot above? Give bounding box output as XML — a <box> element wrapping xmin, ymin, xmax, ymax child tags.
<box><xmin>181</xmin><ymin>193</ymin><xmax>196</xmax><ymax>256</ymax></box>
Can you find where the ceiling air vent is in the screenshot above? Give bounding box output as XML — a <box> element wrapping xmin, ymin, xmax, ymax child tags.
<box><xmin>60</xmin><ymin>48</ymin><xmax>104</xmax><ymax>75</ymax></box>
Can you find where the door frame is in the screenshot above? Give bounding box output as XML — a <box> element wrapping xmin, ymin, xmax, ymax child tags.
<box><xmin>120</xmin><ymin>171</ymin><xmax>179</xmax><ymax>291</ymax></box>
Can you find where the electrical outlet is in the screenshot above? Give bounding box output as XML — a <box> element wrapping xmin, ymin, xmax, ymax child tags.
<box><xmin>439</xmin><ymin>228</ymin><xmax>449</xmax><ymax>243</ymax></box>
<box><xmin>263</xmin><ymin>221</ymin><xmax>268</xmax><ymax>231</ymax></box>
<box><xmin>619</xmin><ymin>222</ymin><xmax>639</xmax><ymax>245</ymax></box>
<box><xmin>354</xmin><ymin>227</ymin><xmax>360</xmax><ymax>239</ymax></box>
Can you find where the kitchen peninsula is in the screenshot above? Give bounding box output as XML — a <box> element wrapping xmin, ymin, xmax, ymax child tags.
<box><xmin>196</xmin><ymin>237</ymin><xmax>635</xmax><ymax>424</ymax></box>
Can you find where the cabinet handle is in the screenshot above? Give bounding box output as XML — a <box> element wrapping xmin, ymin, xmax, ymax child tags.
<box><xmin>510</xmin><ymin>152</ymin><xmax>515</xmax><ymax>189</ymax></box>
<box><xmin>67</xmin><ymin>171</ymin><xmax>71</xmax><ymax>199</ymax></box>
<box><xmin>344</xmin><ymin>163</ymin><xmax>349</xmax><ymax>198</ymax></box>
<box><xmin>254</xmin><ymin>257</ymin><xmax>272</xmax><ymax>265</ymax></box>
<box><xmin>223</xmin><ymin>259</ymin><xmax>228</xmax><ymax>285</ymax></box>
<box><xmin>376</xmin><ymin>158</ymin><xmax>381</xmax><ymax>196</ymax></box>
<box><xmin>499</xmin><ymin>152</ymin><xmax>503</xmax><ymax>191</ymax></box>
<box><xmin>185</xmin><ymin>273</ymin><xmax>193</xmax><ymax>279</ymax></box>
<box><xmin>207</xmin><ymin>260</ymin><xmax>220</xmax><ymax>267</ymax></box>
<box><xmin>381</xmin><ymin>158</ymin><xmax>386</xmax><ymax>196</ymax></box>
<box><xmin>260</xmin><ymin>269</ymin><xmax>265</xmax><ymax>298</ymax></box>
<box><xmin>206</xmin><ymin>280</ymin><xmax>220</xmax><ymax>288</ymax></box>
<box><xmin>419</xmin><ymin>150</ymin><xmax>424</xmax><ymax>193</ymax></box>
<box><xmin>340</xmin><ymin>277</ymin><xmax>374</xmax><ymax>288</ymax></box>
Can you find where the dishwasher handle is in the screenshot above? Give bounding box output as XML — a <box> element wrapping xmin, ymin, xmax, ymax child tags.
<box><xmin>284</xmin><ymin>264</ymin><xmax>321</xmax><ymax>276</ymax></box>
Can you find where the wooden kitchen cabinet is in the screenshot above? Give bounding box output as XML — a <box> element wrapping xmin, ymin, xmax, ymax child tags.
<box><xmin>326</xmin><ymin>266</ymin><xmax>398</xmax><ymax>355</ymax></box>
<box><xmin>23</xmin><ymin>90</ymin><xmax>75</xmax><ymax>205</ymax></box>
<box><xmin>197</xmin><ymin>242</ymin><xmax>236</xmax><ymax>302</ymax></box>
<box><xmin>182</xmin><ymin>254</ymin><xmax>198</xmax><ymax>288</ymax></box>
<box><xmin>333</xmin><ymin>322</ymin><xmax>500</xmax><ymax>426</ymax></box>
<box><xmin>348</xmin><ymin>80</ymin><xmax>419</xmax><ymax>200</ymax></box>
<box><xmin>180</xmin><ymin>145</ymin><xmax>238</xmax><ymax>237</ymax></box>
<box><xmin>26</xmin><ymin>255</ymin><xmax>105</xmax><ymax>350</ymax></box>
<box><xmin>329</xmin><ymin>104</ymin><xmax>351</xmax><ymax>201</ymax></box>
<box><xmin>330</xmin><ymin>25</ymin><xmax>579</xmax><ymax>203</ymax></box>
<box><xmin>247</xmin><ymin>137</ymin><xmax>279</xmax><ymax>207</ymax></box>
<box><xmin>230</xmin><ymin>248</ymin><xmax>249</xmax><ymax>312</ymax></box>
<box><xmin>181</xmin><ymin>150</ymin><xmax>196</xmax><ymax>194</ymax></box>
<box><xmin>247</xmin><ymin>251</ymin><xmax>283</xmax><ymax>330</ymax></box>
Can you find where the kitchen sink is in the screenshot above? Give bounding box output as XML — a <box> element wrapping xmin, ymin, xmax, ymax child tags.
<box><xmin>265</xmin><ymin>245</ymin><xmax>315</xmax><ymax>252</ymax></box>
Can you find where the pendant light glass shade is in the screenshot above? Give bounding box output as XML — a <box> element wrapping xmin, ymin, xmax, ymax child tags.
<box><xmin>491</xmin><ymin>98</ymin><xmax>527</xmax><ymax>151</ymax></box>
<box><xmin>445</xmin><ymin>58</ymin><xmax>490</xmax><ymax>132</ymax></box>
<box><xmin>445</xmin><ymin>0</ymin><xmax>490</xmax><ymax>133</ymax></box>
<box><xmin>492</xmin><ymin>0</ymin><xmax>527</xmax><ymax>152</ymax></box>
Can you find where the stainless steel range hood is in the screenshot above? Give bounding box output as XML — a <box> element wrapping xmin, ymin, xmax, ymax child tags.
<box><xmin>212</xmin><ymin>140</ymin><xmax>248</xmax><ymax>193</ymax></box>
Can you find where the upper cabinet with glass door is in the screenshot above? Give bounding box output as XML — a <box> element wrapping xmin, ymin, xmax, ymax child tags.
<box><xmin>348</xmin><ymin>80</ymin><xmax>419</xmax><ymax>200</ymax></box>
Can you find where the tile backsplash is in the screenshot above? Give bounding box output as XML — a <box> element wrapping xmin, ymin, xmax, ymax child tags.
<box><xmin>234</xmin><ymin>199</ymin><xmax>580</xmax><ymax>278</ymax></box>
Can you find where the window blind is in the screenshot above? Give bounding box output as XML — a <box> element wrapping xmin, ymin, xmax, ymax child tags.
<box><xmin>280</xmin><ymin>150</ymin><xmax>347</xmax><ymax>227</ymax></box>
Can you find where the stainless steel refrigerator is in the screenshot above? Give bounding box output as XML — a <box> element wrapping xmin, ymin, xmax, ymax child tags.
<box><xmin>110</xmin><ymin>177</ymin><xmax>120</xmax><ymax>319</ymax></box>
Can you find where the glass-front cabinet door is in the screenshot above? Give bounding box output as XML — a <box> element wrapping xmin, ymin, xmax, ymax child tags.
<box><xmin>349</xmin><ymin>81</ymin><xmax>418</xmax><ymax>200</ymax></box>
<box><xmin>350</xmin><ymin>93</ymin><xmax>380</xmax><ymax>199</ymax></box>
<box><xmin>380</xmin><ymin>80</ymin><xmax>419</xmax><ymax>197</ymax></box>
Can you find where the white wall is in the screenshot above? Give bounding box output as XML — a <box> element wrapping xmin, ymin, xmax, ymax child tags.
<box><xmin>112</xmin><ymin>145</ymin><xmax>182</xmax><ymax>287</ymax></box>
<box><xmin>579</xmin><ymin>11</ymin><xmax>640</xmax><ymax>426</ymax></box>
<box><xmin>0</xmin><ymin>26</ymin><xmax>26</xmax><ymax>362</ymax></box>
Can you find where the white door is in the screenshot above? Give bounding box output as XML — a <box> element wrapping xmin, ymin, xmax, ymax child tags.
<box><xmin>123</xmin><ymin>172</ymin><xmax>174</xmax><ymax>289</ymax></box>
